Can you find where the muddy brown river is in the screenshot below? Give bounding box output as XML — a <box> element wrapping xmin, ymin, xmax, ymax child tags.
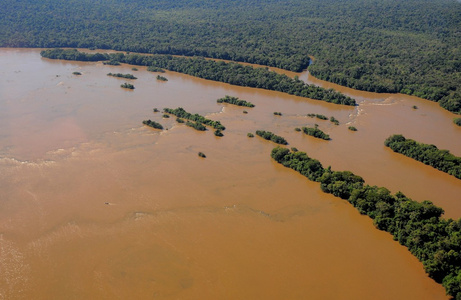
<box><xmin>1</xmin><ymin>48</ymin><xmax>460</xmax><ymax>299</ymax></box>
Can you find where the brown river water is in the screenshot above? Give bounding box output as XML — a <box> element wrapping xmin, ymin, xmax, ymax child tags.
<box><xmin>1</xmin><ymin>48</ymin><xmax>460</xmax><ymax>299</ymax></box>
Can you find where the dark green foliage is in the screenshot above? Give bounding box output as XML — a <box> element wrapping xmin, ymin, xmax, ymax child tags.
<box><xmin>385</xmin><ymin>135</ymin><xmax>461</xmax><ymax>179</ymax></box>
<box><xmin>330</xmin><ymin>116</ymin><xmax>339</xmax><ymax>125</ymax></box>
<box><xmin>176</xmin><ymin>118</ymin><xmax>185</xmax><ymax>123</ymax></box>
<box><xmin>41</xmin><ymin>49</ymin><xmax>356</xmax><ymax>106</ymax></box>
<box><xmin>302</xmin><ymin>125</ymin><xmax>330</xmax><ymax>140</ymax></box>
<box><xmin>294</xmin><ymin>128</ymin><xmax>301</xmax><ymax>132</ymax></box>
<box><xmin>247</xmin><ymin>133</ymin><xmax>254</xmax><ymax>138</ymax></box>
<box><xmin>142</xmin><ymin>119</ymin><xmax>163</xmax><ymax>130</ymax></box>
<box><xmin>120</xmin><ymin>83</ymin><xmax>134</xmax><ymax>89</ymax></box>
<box><xmin>348</xmin><ymin>126</ymin><xmax>358</xmax><ymax>131</ymax></box>
<box><xmin>72</xmin><ymin>71</ymin><xmax>81</xmax><ymax>75</ymax></box>
<box><xmin>186</xmin><ymin>121</ymin><xmax>206</xmax><ymax>131</ymax></box>
<box><xmin>214</xmin><ymin>129</ymin><xmax>224</xmax><ymax>137</ymax></box>
<box><xmin>307</xmin><ymin>113</ymin><xmax>328</xmax><ymax>120</ymax></box>
<box><xmin>273</xmin><ymin>112</ymin><xmax>282</xmax><ymax>116</ymax></box>
<box><xmin>198</xmin><ymin>152</ymin><xmax>206</xmax><ymax>158</ymax></box>
<box><xmin>271</xmin><ymin>147</ymin><xmax>461</xmax><ymax>298</ymax></box>
<box><xmin>454</xmin><ymin>118</ymin><xmax>461</xmax><ymax>127</ymax></box>
<box><xmin>255</xmin><ymin>130</ymin><xmax>288</xmax><ymax>145</ymax></box>
<box><xmin>153</xmin><ymin>108</ymin><xmax>159</xmax><ymax>112</ymax></box>
<box><xmin>413</xmin><ymin>105</ymin><xmax>418</xmax><ymax>109</ymax></box>
<box><xmin>162</xmin><ymin>114</ymin><xmax>170</xmax><ymax>118</ymax></box>
<box><xmin>131</xmin><ymin>67</ymin><xmax>138</xmax><ymax>71</ymax></box>
<box><xmin>291</xmin><ymin>147</ymin><xmax>298</xmax><ymax>152</ymax></box>
<box><xmin>217</xmin><ymin>95</ymin><xmax>255</xmax><ymax>107</ymax></box>
<box><xmin>107</xmin><ymin>73</ymin><xmax>137</xmax><ymax>79</ymax></box>
<box><xmin>243</xmin><ymin>110</ymin><xmax>248</xmax><ymax>114</ymax></box>
<box><xmin>147</xmin><ymin>66</ymin><xmax>165</xmax><ymax>73</ymax></box>
<box><xmin>156</xmin><ymin>75</ymin><xmax>168</xmax><ymax>81</ymax></box>
<box><xmin>164</xmin><ymin>107</ymin><xmax>225</xmax><ymax>130</ymax></box>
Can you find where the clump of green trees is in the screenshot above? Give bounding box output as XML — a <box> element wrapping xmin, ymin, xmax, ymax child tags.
<box><xmin>120</xmin><ymin>83</ymin><xmax>134</xmax><ymax>89</ymax></box>
<box><xmin>164</xmin><ymin>107</ymin><xmax>225</xmax><ymax>130</ymax></box>
<box><xmin>40</xmin><ymin>49</ymin><xmax>356</xmax><ymax>106</ymax></box>
<box><xmin>198</xmin><ymin>152</ymin><xmax>206</xmax><ymax>158</ymax></box>
<box><xmin>72</xmin><ymin>71</ymin><xmax>81</xmax><ymax>75</ymax></box>
<box><xmin>142</xmin><ymin>119</ymin><xmax>163</xmax><ymax>130</ymax></box>
<box><xmin>186</xmin><ymin>121</ymin><xmax>206</xmax><ymax>131</ymax></box>
<box><xmin>271</xmin><ymin>146</ymin><xmax>461</xmax><ymax>299</ymax></box>
<box><xmin>273</xmin><ymin>112</ymin><xmax>282</xmax><ymax>116</ymax></box>
<box><xmin>247</xmin><ymin>133</ymin><xmax>254</xmax><ymax>138</ymax></box>
<box><xmin>214</xmin><ymin>129</ymin><xmax>224</xmax><ymax>137</ymax></box>
<box><xmin>156</xmin><ymin>75</ymin><xmax>168</xmax><ymax>81</ymax></box>
<box><xmin>302</xmin><ymin>125</ymin><xmax>330</xmax><ymax>140</ymax></box>
<box><xmin>107</xmin><ymin>73</ymin><xmax>137</xmax><ymax>79</ymax></box>
<box><xmin>330</xmin><ymin>116</ymin><xmax>339</xmax><ymax>125</ymax></box>
<box><xmin>255</xmin><ymin>130</ymin><xmax>288</xmax><ymax>145</ymax></box>
<box><xmin>384</xmin><ymin>135</ymin><xmax>461</xmax><ymax>179</ymax></box>
<box><xmin>454</xmin><ymin>118</ymin><xmax>461</xmax><ymax>127</ymax></box>
<box><xmin>348</xmin><ymin>126</ymin><xmax>358</xmax><ymax>131</ymax></box>
<box><xmin>217</xmin><ymin>95</ymin><xmax>255</xmax><ymax>107</ymax></box>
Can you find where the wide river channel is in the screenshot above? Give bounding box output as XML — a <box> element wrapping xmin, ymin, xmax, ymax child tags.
<box><xmin>1</xmin><ymin>48</ymin><xmax>460</xmax><ymax>299</ymax></box>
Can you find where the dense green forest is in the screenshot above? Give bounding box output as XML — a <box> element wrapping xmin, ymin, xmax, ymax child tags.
<box><xmin>271</xmin><ymin>147</ymin><xmax>461</xmax><ymax>298</ymax></box>
<box><xmin>2</xmin><ymin>0</ymin><xmax>461</xmax><ymax>113</ymax></box>
<box><xmin>40</xmin><ymin>49</ymin><xmax>356</xmax><ymax>106</ymax></box>
<box><xmin>385</xmin><ymin>135</ymin><xmax>461</xmax><ymax>179</ymax></box>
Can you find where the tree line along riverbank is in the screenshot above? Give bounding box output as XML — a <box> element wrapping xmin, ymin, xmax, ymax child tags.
<box><xmin>271</xmin><ymin>146</ymin><xmax>461</xmax><ymax>299</ymax></box>
<box><xmin>40</xmin><ymin>49</ymin><xmax>356</xmax><ymax>106</ymax></box>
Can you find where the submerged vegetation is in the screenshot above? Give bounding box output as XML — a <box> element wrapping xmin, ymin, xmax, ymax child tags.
<box><xmin>217</xmin><ymin>95</ymin><xmax>255</xmax><ymax>107</ymax></box>
<box><xmin>120</xmin><ymin>83</ymin><xmax>134</xmax><ymax>89</ymax></box>
<box><xmin>156</xmin><ymin>75</ymin><xmax>168</xmax><ymax>81</ymax></box>
<box><xmin>302</xmin><ymin>125</ymin><xmax>330</xmax><ymax>140</ymax></box>
<box><xmin>384</xmin><ymin>135</ymin><xmax>461</xmax><ymax>179</ymax></box>
<box><xmin>107</xmin><ymin>73</ymin><xmax>137</xmax><ymax>79</ymax></box>
<box><xmin>348</xmin><ymin>126</ymin><xmax>358</xmax><ymax>131</ymax></box>
<box><xmin>72</xmin><ymin>71</ymin><xmax>81</xmax><ymax>75</ymax></box>
<box><xmin>454</xmin><ymin>118</ymin><xmax>461</xmax><ymax>127</ymax></box>
<box><xmin>40</xmin><ymin>49</ymin><xmax>356</xmax><ymax>106</ymax></box>
<box><xmin>271</xmin><ymin>147</ymin><xmax>461</xmax><ymax>299</ymax></box>
<box><xmin>255</xmin><ymin>130</ymin><xmax>288</xmax><ymax>145</ymax></box>
<box><xmin>142</xmin><ymin>119</ymin><xmax>163</xmax><ymax>130</ymax></box>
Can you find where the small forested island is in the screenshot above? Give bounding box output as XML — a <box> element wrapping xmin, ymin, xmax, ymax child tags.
<box><xmin>72</xmin><ymin>71</ymin><xmax>82</xmax><ymax>75</ymax></box>
<box><xmin>142</xmin><ymin>119</ymin><xmax>163</xmax><ymax>130</ymax></box>
<box><xmin>307</xmin><ymin>113</ymin><xmax>328</xmax><ymax>120</ymax></box>
<box><xmin>271</xmin><ymin>146</ymin><xmax>461</xmax><ymax>299</ymax></box>
<box><xmin>348</xmin><ymin>126</ymin><xmax>358</xmax><ymax>131</ymax></box>
<box><xmin>120</xmin><ymin>83</ymin><xmax>134</xmax><ymax>89</ymax></box>
<box><xmin>164</xmin><ymin>107</ymin><xmax>225</xmax><ymax>130</ymax></box>
<box><xmin>273</xmin><ymin>112</ymin><xmax>282</xmax><ymax>116</ymax></box>
<box><xmin>255</xmin><ymin>130</ymin><xmax>288</xmax><ymax>145</ymax></box>
<box><xmin>214</xmin><ymin>129</ymin><xmax>224</xmax><ymax>137</ymax></box>
<box><xmin>302</xmin><ymin>125</ymin><xmax>330</xmax><ymax>140</ymax></box>
<box><xmin>330</xmin><ymin>116</ymin><xmax>339</xmax><ymax>125</ymax></box>
<box><xmin>454</xmin><ymin>118</ymin><xmax>461</xmax><ymax>127</ymax></box>
<box><xmin>217</xmin><ymin>95</ymin><xmax>255</xmax><ymax>107</ymax></box>
<box><xmin>40</xmin><ymin>49</ymin><xmax>356</xmax><ymax>106</ymax></box>
<box><xmin>156</xmin><ymin>75</ymin><xmax>168</xmax><ymax>81</ymax></box>
<box><xmin>247</xmin><ymin>133</ymin><xmax>254</xmax><ymax>138</ymax></box>
<box><xmin>107</xmin><ymin>73</ymin><xmax>137</xmax><ymax>79</ymax></box>
<box><xmin>198</xmin><ymin>152</ymin><xmax>206</xmax><ymax>158</ymax></box>
<box><xmin>384</xmin><ymin>135</ymin><xmax>461</xmax><ymax>179</ymax></box>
